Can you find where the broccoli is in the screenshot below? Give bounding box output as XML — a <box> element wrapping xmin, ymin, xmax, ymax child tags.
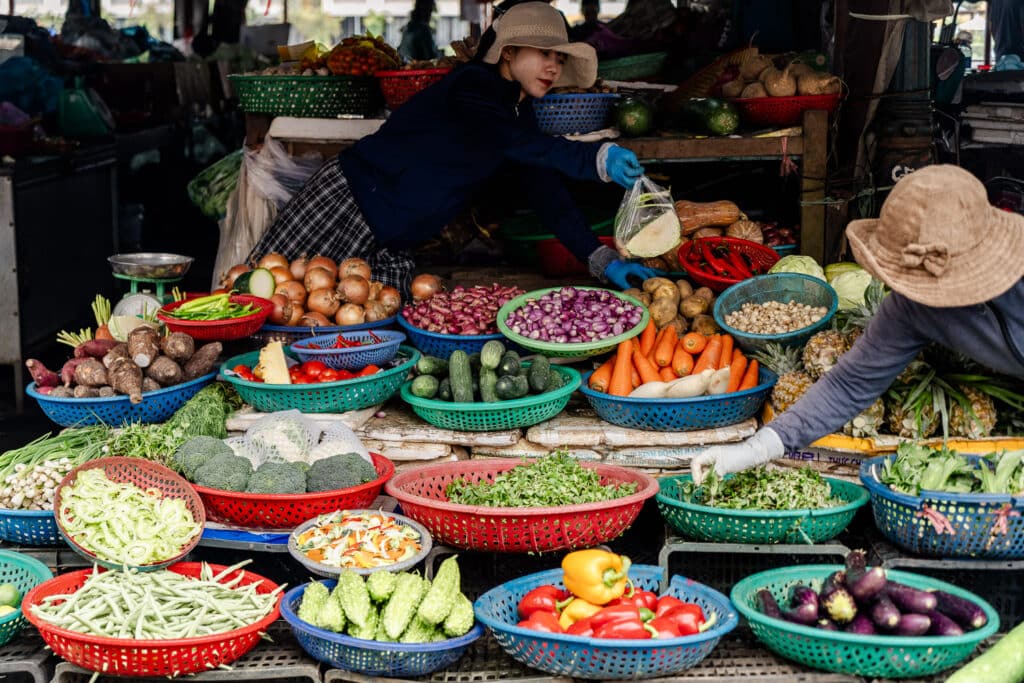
<box><xmin>245</xmin><ymin>461</ymin><xmax>307</xmax><ymax>494</ymax></box>
<box><xmin>173</xmin><ymin>436</ymin><xmax>234</xmax><ymax>480</ymax></box>
<box><xmin>193</xmin><ymin>452</ymin><xmax>253</xmax><ymax>492</ymax></box>
<box><xmin>305</xmin><ymin>453</ymin><xmax>379</xmax><ymax>493</ymax></box>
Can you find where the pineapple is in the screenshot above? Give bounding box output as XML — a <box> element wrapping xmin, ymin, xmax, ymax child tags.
<box><xmin>843</xmin><ymin>398</ymin><xmax>886</xmax><ymax>438</ymax></box>
<box><xmin>802</xmin><ymin>330</ymin><xmax>850</xmax><ymax>380</ymax></box>
<box><xmin>752</xmin><ymin>343</ymin><xmax>815</xmax><ymax>413</ymax></box>
<box><xmin>950</xmin><ymin>385</ymin><xmax>998</xmax><ymax>439</ymax></box>
<box><xmin>885</xmin><ymin>393</ymin><xmax>940</xmax><ymax>439</ymax></box>
<box><xmin>839</xmin><ymin>279</ymin><xmax>886</xmax><ymax>347</ymax></box>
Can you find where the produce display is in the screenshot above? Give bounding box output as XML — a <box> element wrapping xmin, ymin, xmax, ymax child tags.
<box><xmin>0</xmin><ymin>427</ymin><xmax>107</xmax><ymax>511</ymax></box>
<box><xmin>401</xmin><ymin>281</ymin><xmax>525</xmax><ymax>335</ymax></box>
<box><xmin>248</xmin><ymin>34</ymin><xmax>400</xmax><ymax>77</ymax></box>
<box><xmin>679</xmin><ymin>237</ymin><xmax>779</xmax><ymax>287</ymax></box>
<box><xmin>878</xmin><ymin>442</ymin><xmax>1024</xmax><ymax>496</ymax></box>
<box><xmin>232</xmin><ymin>342</ymin><xmax>386</xmax><ymax>385</ymax></box>
<box><xmin>724</xmin><ymin>299</ymin><xmax>828</xmax><ymax>335</ymax></box>
<box><xmin>502</xmin><ymin>287</ymin><xmax>643</xmax><ymax>344</ymax></box>
<box><xmin>293</xmin><ymin>510</ymin><xmax>423</xmax><ymax>570</ymax></box>
<box><xmin>294</xmin><ymin>556</ymin><xmax>475</xmax><ymax>642</ymax></box>
<box><xmin>160</xmin><ymin>293</ymin><xmax>262</xmax><ymax>321</ymax></box>
<box><xmin>677</xmin><ymin>466</ymin><xmax>842</xmax><ymax>510</ymax></box>
<box><xmin>410</xmin><ymin>342</ymin><xmax>564</xmax><ymax>402</ymax></box>
<box><xmin>622</xmin><ymin>277</ymin><xmax>718</xmax><ymax>337</ymax></box>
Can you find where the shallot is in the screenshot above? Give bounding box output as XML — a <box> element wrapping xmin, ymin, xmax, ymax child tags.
<box><xmin>503</xmin><ymin>287</ymin><xmax>643</xmax><ymax>343</ymax></box>
<box><xmin>401</xmin><ymin>284</ymin><xmax>525</xmax><ymax>335</ymax></box>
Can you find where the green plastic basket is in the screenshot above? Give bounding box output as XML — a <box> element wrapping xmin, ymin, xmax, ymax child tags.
<box><xmin>0</xmin><ymin>549</ymin><xmax>53</xmax><ymax>646</ymax></box>
<box><xmin>731</xmin><ymin>565</ymin><xmax>999</xmax><ymax>679</ymax></box>
<box><xmin>221</xmin><ymin>346</ymin><xmax>419</xmax><ymax>413</ymax></box>
<box><xmin>497</xmin><ymin>288</ymin><xmax>648</xmax><ymax>358</ymax></box>
<box><xmin>228</xmin><ymin>74</ymin><xmax>383</xmax><ymax>118</ymax></box>
<box><xmin>656</xmin><ymin>474</ymin><xmax>869</xmax><ymax>544</ymax></box>
<box><xmin>597</xmin><ymin>52</ymin><xmax>668</xmax><ymax>81</ymax></box>
<box><xmin>399</xmin><ymin>363</ymin><xmax>580</xmax><ymax>431</ymax></box>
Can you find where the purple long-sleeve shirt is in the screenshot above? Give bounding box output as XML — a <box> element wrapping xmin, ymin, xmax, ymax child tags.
<box><xmin>768</xmin><ymin>279</ymin><xmax>1024</xmax><ymax>450</ymax></box>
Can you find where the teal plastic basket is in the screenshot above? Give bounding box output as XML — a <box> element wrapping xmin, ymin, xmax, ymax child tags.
<box><xmin>656</xmin><ymin>474</ymin><xmax>869</xmax><ymax>544</ymax></box>
<box><xmin>220</xmin><ymin>346</ymin><xmax>419</xmax><ymax>413</ymax></box>
<box><xmin>0</xmin><ymin>550</ymin><xmax>53</xmax><ymax>646</ymax></box>
<box><xmin>731</xmin><ymin>565</ymin><xmax>999</xmax><ymax>679</ymax></box>
<box><xmin>399</xmin><ymin>363</ymin><xmax>580</xmax><ymax>431</ymax></box>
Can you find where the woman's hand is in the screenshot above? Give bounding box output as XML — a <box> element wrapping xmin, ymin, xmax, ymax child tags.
<box><xmin>605</xmin><ymin>145</ymin><xmax>644</xmax><ymax>189</ymax></box>
<box><xmin>689</xmin><ymin>428</ymin><xmax>785</xmax><ymax>485</ymax></box>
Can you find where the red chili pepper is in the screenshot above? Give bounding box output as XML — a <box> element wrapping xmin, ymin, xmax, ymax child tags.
<box><xmin>607</xmin><ymin>590</ymin><xmax>658</xmax><ymax>612</ymax></box>
<box><xmin>592</xmin><ymin>619</ymin><xmax>653</xmax><ymax>639</ymax></box>
<box><xmin>517</xmin><ymin>610</ymin><xmax>564</xmax><ymax>633</ymax></box>
<box><xmin>368</xmin><ymin>331</ymin><xmax>382</xmax><ymax>343</ymax></box>
<box><xmin>518</xmin><ymin>585</ymin><xmax>570</xmax><ymax>619</ymax></box>
<box><xmin>648</xmin><ymin>615</ymin><xmax>683</xmax><ymax>639</ymax></box>
<box><xmin>722</xmin><ymin>246</ymin><xmax>753</xmax><ymax>278</ymax></box>
<box><xmin>699</xmin><ymin>240</ymin><xmax>735</xmax><ymax>277</ymax></box>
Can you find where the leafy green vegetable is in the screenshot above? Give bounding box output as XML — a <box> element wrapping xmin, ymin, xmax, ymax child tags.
<box><xmin>879</xmin><ymin>442</ymin><xmax>1024</xmax><ymax>495</ymax></box>
<box><xmin>680</xmin><ymin>466</ymin><xmax>841</xmax><ymax>510</ymax></box>
<box><xmin>187</xmin><ymin>149</ymin><xmax>243</xmax><ymax>220</ymax></box>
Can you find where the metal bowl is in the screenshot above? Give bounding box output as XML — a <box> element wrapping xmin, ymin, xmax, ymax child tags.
<box><xmin>108</xmin><ymin>253</ymin><xmax>194</xmax><ymax>279</ymax></box>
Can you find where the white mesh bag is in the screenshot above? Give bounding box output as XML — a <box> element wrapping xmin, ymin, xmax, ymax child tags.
<box><xmin>244</xmin><ymin>410</ymin><xmax>321</xmax><ymax>465</ymax></box>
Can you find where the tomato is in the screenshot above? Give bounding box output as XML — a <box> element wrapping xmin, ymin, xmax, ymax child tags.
<box><xmin>292</xmin><ymin>376</ymin><xmax>313</xmax><ymax>384</ymax></box>
<box><xmin>319</xmin><ymin>368</ymin><xmax>341</xmax><ymax>382</ymax></box>
<box><xmin>354</xmin><ymin>364</ymin><xmax>380</xmax><ymax>377</ymax></box>
<box><xmin>301</xmin><ymin>360</ymin><xmax>329</xmax><ymax>378</ymax></box>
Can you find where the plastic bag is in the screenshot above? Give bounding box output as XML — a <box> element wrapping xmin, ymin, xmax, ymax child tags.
<box><xmin>244</xmin><ymin>410</ymin><xmax>322</xmax><ymax>466</ymax></box>
<box><xmin>211</xmin><ymin>157</ymin><xmax>274</xmax><ymax>289</ymax></box>
<box><xmin>613</xmin><ymin>176</ymin><xmax>680</xmax><ymax>258</ymax></box>
<box><xmin>244</xmin><ymin>136</ymin><xmax>322</xmax><ymax>209</ymax></box>
<box><xmin>188</xmin><ymin>149</ymin><xmax>243</xmax><ymax>220</ymax></box>
<box><xmin>310</xmin><ymin>422</ymin><xmax>372</xmax><ymax>464</ymax></box>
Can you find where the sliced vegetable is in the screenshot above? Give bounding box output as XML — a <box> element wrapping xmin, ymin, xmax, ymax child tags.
<box><xmin>294</xmin><ymin>510</ymin><xmax>423</xmax><ymax>570</ymax></box>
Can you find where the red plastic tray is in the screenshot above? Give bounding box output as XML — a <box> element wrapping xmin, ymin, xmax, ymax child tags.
<box><xmin>157</xmin><ymin>294</ymin><xmax>272</xmax><ymax>342</ymax></box>
<box><xmin>536</xmin><ymin>235</ymin><xmax>615</xmax><ymax>277</ymax></box>
<box><xmin>731</xmin><ymin>93</ymin><xmax>841</xmax><ymax>127</ymax></box>
<box><xmin>374</xmin><ymin>68</ymin><xmax>451</xmax><ymax>110</ymax></box>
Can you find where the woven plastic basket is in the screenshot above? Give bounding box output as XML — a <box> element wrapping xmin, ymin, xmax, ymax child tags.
<box><xmin>678</xmin><ymin>237</ymin><xmax>781</xmax><ymax>292</ymax></box>
<box><xmin>731</xmin><ymin>93</ymin><xmax>842</xmax><ymax>127</ymax></box>
<box><xmin>656</xmin><ymin>474</ymin><xmax>869</xmax><ymax>544</ymax></box>
<box><xmin>255</xmin><ymin>315</ymin><xmax>398</xmax><ymax>347</ymax></box>
<box><xmin>731</xmin><ymin>565</ymin><xmax>998</xmax><ymax>679</ymax></box>
<box><xmin>375</xmin><ymin>67</ymin><xmax>451</xmax><ymax>110</ymax></box>
<box><xmin>157</xmin><ymin>294</ymin><xmax>272</xmax><ymax>342</ymax></box>
<box><xmin>396</xmin><ymin>315</ymin><xmax>507</xmax><ymax>358</ymax></box>
<box><xmin>290</xmin><ymin>330</ymin><xmax>405</xmax><ymax>370</ymax></box>
<box><xmin>282</xmin><ymin>580</ymin><xmax>483</xmax><ymax>676</ymax></box>
<box><xmin>399</xmin><ymin>363</ymin><xmax>580</xmax><ymax>432</ymax></box>
<box><xmin>23</xmin><ymin>562</ymin><xmax>282</xmax><ymax>677</ymax></box>
<box><xmin>578</xmin><ymin>367</ymin><xmax>777</xmax><ymax>431</ymax></box>
<box><xmin>474</xmin><ymin>564</ymin><xmax>737</xmax><ymax>679</ymax></box>
<box><xmin>220</xmin><ymin>346</ymin><xmax>418</xmax><ymax>413</ymax></box>
<box><xmin>229</xmin><ymin>74</ymin><xmax>383</xmax><ymax>118</ymax></box>
<box><xmin>0</xmin><ymin>550</ymin><xmax>52</xmax><ymax>647</ymax></box>
<box><xmin>713</xmin><ymin>273</ymin><xmax>839</xmax><ymax>354</ymax></box>
<box><xmin>597</xmin><ymin>52</ymin><xmax>669</xmax><ymax>81</ymax></box>
<box><xmin>194</xmin><ymin>452</ymin><xmax>395</xmax><ymax>528</ymax></box>
<box><xmin>0</xmin><ymin>509</ymin><xmax>60</xmax><ymax>546</ymax></box>
<box><xmin>384</xmin><ymin>458</ymin><xmax>658</xmax><ymax>552</ymax></box>
<box><xmin>497</xmin><ymin>287</ymin><xmax>649</xmax><ymax>358</ymax></box>
<box><xmin>27</xmin><ymin>371</ymin><xmax>218</xmax><ymax>428</ymax></box>
<box><xmin>533</xmin><ymin>93</ymin><xmax>620</xmax><ymax>136</ymax></box>
<box><xmin>860</xmin><ymin>454</ymin><xmax>1024</xmax><ymax>559</ymax></box>
<box><xmin>54</xmin><ymin>457</ymin><xmax>205</xmax><ymax>571</ymax></box>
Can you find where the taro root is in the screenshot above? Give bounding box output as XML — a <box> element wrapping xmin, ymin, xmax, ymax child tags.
<box><xmin>127</xmin><ymin>327</ymin><xmax>160</xmax><ymax>368</ymax></box>
<box><xmin>73</xmin><ymin>359</ymin><xmax>109</xmax><ymax>388</ymax></box>
<box><xmin>183</xmin><ymin>342</ymin><xmax>222</xmax><ymax>381</ymax></box>
<box><xmin>108</xmin><ymin>357</ymin><xmax>143</xmax><ymax>404</ymax></box>
<box><xmin>159</xmin><ymin>332</ymin><xmax>195</xmax><ymax>364</ymax></box>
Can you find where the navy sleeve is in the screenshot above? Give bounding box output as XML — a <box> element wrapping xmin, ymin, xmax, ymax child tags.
<box><xmin>518</xmin><ymin>167</ymin><xmax>602</xmax><ymax>264</ymax></box>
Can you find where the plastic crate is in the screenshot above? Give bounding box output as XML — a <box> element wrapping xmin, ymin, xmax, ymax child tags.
<box><xmin>533</xmin><ymin>93</ymin><xmax>620</xmax><ymax>136</ymax></box>
<box><xmin>712</xmin><ymin>273</ymin><xmax>839</xmax><ymax>354</ymax></box>
<box><xmin>578</xmin><ymin>367</ymin><xmax>776</xmax><ymax>431</ymax></box>
<box><xmin>375</xmin><ymin>67</ymin><xmax>451</xmax><ymax>110</ymax></box>
<box><xmin>536</xmin><ymin>235</ymin><xmax>615</xmax><ymax>277</ymax></box>
<box><xmin>597</xmin><ymin>52</ymin><xmax>668</xmax><ymax>81</ymax></box>
<box><xmin>290</xmin><ymin>330</ymin><xmax>405</xmax><ymax>370</ymax></box>
<box><xmin>474</xmin><ymin>564</ymin><xmax>737</xmax><ymax>679</ymax></box>
<box><xmin>156</xmin><ymin>294</ymin><xmax>272</xmax><ymax>342</ymax></box>
<box><xmin>732</xmin><ymin>93</ymin><xmax>842</xmax><ymax>127</ymax></box>
<box><xmin>229</xmin><ymin>74</ymin><xmax>383</xmax><ymax>118</ymax></box>
<box><xmin>678</xmin><ymin>237</ymin><xmax>781</xmax><ymax>292</ymax></box>
<box><xmin>0</xmin><ymin>551</ymin><xmax>52</xmax><ymax>647</ymax></box>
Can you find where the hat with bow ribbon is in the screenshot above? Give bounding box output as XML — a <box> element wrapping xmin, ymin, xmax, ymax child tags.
<box><xmin>847</xmin><ymin>164</ymin><xmax>1024</xmax><ymax>308</ymax></box>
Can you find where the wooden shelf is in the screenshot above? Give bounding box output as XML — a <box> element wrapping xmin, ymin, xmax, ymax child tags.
<box><xmin>619</xmin><ymin>133</ymin><xmax>804</xmax><ymax>162</ymax></box>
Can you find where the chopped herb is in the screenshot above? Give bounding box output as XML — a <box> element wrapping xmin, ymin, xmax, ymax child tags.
<box><xmin>680</xmin><ymin>466</ymin><xmax>841</xmax><ymax>510</ymax></box>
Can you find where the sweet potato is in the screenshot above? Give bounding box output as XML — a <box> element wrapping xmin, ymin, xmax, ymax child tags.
<box><xmin>73</xmin><ymin>385</ymin><xmax>101</xmax><ymax>398</ymax></box>
<box><xmin>108</xmin><ymin>357</ymin><xmax>143</xmax><ymax>404</ymax></box>
<box><xmin>74</xmin><ymin>339</ymin><xmax>119</xmax><ymax>360</ymax></box>
<box><xmin>145</xmin><ymin>356</ymin><xmax>183</xmax><ymax>387</ymax></box>
<box><xmin>73</xmin><ymin>359</ymin><xmax>108</xmax><ymax>387</ymax></box>
<box><xmin>127</xmin><ymin>327</ymin><xmax>160</xmax><ymax>368</ymax></box>
<box><xmin>183</xmin><ymin>342</ymin><xmax>222</xmax><ymax>381</ymax></box>
<box><xmin>25</xmin><ymin>359</ymin><xmax>59</xmax><ymax>388</ymax></box>
<box><xmin>102</xmin><ymin>344</ymin><xmax>130</xmax><ymax>369</ymax></box>
<box><xmin>142</xmin><ymin>377</ymin><xmax>161</xmax><ymax>393</ymax></box>
<box><xmin>159</xmin><ymin>332</ymin><xmax>195</xmax><ymax>364</ymax></box>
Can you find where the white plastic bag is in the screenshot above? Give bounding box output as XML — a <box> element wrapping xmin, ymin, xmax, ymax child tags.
<box><xmin>245</xmin><ymin>136</ymin><xmax>323</xmax><ymax>209</ymax></box>
<box><xmin>244</xmin><ymin>410</ymin><xmax>322</xmax><ymax>465</ymax></box>
<box><xmin>309</xmin><ymin>422</ymin><xmax>371</xmax><ymax>464</ymax></box>
<box><xmin>613</xmin><ymin>176</ymin><xmax>680</xmax><ymax>258</ymax></box>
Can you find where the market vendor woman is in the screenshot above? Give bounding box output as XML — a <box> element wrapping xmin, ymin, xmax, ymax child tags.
<box><xmin>249</xmin><ymin>2</ymin><xmax>658</xmax><ymax>296</ymax></box>
<box><xmin>692</xmin><ymin>165</ymin><xmax>1024</xmax><ymax>482</ymax></box>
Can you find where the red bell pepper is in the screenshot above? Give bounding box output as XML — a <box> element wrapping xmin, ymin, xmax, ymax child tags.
<box><xmin>661</xmin><ymin>605</ymin><xmax>706</xmax><ymax>636</ymax></box>
<box><xmin>592</xmin><ymin>619</ymin><xmax>653</xmax><ymax>639</ymax></box>
<box><xmin>517</xmin><ymin>610</ymin><xmax>563</xmax><ymax>633</ymax></box>
<box><xmin>517</xmin><ymin>585</ymin><xmax>570</xmax><ymax>619</ymax></box>
<box><xmin>648</xmin><ymin>615</ymin><xmax>684</xmax><ymax>639</ymax></box>
<box><xmin>566</xmin><ymin>615</ymin><xmax>596</xmax><ymax>637</ymax></box>
<box><xmin>654</xmin><ymin>595</ymin><xmax>687</xmax><ymax>617</ymax></box>
<box><xmin>588</xmin><ymin>604</ymin><xmax>642</xmax><ymax>629</ymax></box>
<box><xmin>355</xmin><ymin>364</ymin><xmax>380</xmax><ymax>377</ymax></box>
<box><xmin>607</xmin><ymin>589</ymin><xmax>658</xmax><ymax>612</ymax></box>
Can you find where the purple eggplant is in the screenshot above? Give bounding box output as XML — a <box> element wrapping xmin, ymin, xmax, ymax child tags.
<box><xmin>932</xmin><ymin>590</ymin><xmax>988</xmax><ymax>630</ymax></box>
<box><xmin>848</xmin><ymin>567</ymin><xmax>888</xmax><ymax>602</ymax></box>
<box><xmin>791</xmin><ymin>586</ymin><xmax>820</xmax><ymax>610</ymax></box>
<box><xmin>757</xmin><ymin>589</ymin><xmax>782</xmax><ymax>618</ymax></box>
<box><xmin>783</xmin><ymin>601</ymin><xmax>820</xmax><ymax>626</ymax></box>
<box><xmin>926</xmin><ymin>609</ymin><xmax>965</xmax><ymax>637</ymax></box>
<box><xmin>884</xmin><ymin>581</ymin><xmax>938</xmax><ymax>614</ymax></box>
<box><xmin>896</xmin><ymin>613</ymin><xmax>932</xmax><ymax>636</ymax></box>
<box><xmin>823</xmin><ymin>570</ymin><xmax>847</xmax><ymax>590</ymax></box>
<box><xmin>816</xmin><ymin>618</ymin><xmax>839</xmax><ymax>631</ymax></box>
<box><xmin>844</xmin><ymin>549</ymin><xmax>868</xmax><ymax>583</ymax></box>
<box><xmin>820</xmin><ymin>581</ymin><xmax>857</xmax><ymax>625</ymax></box>
<box><xmin>870</xmin><ymin>594</ymin><xmax>901</xmax><ymax>630</ymax></box>
<box><xmin>844</xmin><ymin>614</ymin><xmax>877</xmax><ymax>635</ymax></box>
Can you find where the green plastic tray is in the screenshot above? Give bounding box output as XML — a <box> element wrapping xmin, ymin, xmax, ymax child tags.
<box><xmin>496</xmin><ymin>287</ymin><xmax>648</xmax><ymax>358</ymax></box>
<box><xmin>731</xmin><ymin>565</ymin><xmax>999</xmax><ymax>679</ymax></box>
<box><xmin>656</xmin><ymin>474</ymin><xmax>869</xmax><ymax>544</ymax></box>
<box><xmin>399</xmin><ymin>363</ymin><xmax>580</xmax><ymax>431</ymax></box>
<box><xmin>228</xmin><ymin>74</ymin><xmax>383</xmax><ymax>118</ymax></box>
<box><xmin>221</xmin><ymin>345</ymin><xmax>419</xmax><ymax>413</ymax></box>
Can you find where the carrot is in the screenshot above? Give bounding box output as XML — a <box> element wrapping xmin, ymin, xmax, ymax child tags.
<box><xmin>719</xmin><ymin>334</ymin><xmax>733</xmax><ymax>370</ymax></box>
<box><xmin>692</xmin><ymin>335</ymin><xmax>722</xmax><ymax>374</ymax></box>
<box><xmin>726</xmin><ymin>350</ymin><xmax>747</xmax><ymax>393</ymax></box>
<box><xmin>631</xmin><ymin>340</ymin><xmax>662</xmax><ymax>384</ymax></box>
<box><xmin>638</xmin><ymin>319</ymin><xmax>657</xmax><ymax>357</ymax></box>
<box><xmin>631</xmin><ymin>367</ymin><xmax>641</xmax><ymax>388</ymax></box>
<box><xmin>659</xmin><ymin>366</ymin><xmax>677</xmax><ymax>381</ymax></box>
<box><xmin>739</xmin><ymin>359</ymin><xmax>759</xmax><ymax>391</ymax></box>
<box><xmin>608</xmin><ymin>341</ymin><xmax>633</xmax><ymax>397</ymax></box>
<box><xmin>681</xmin><ymin>332</ymin><xmax>707</xmax><ymax>355</ymax></box>
<box><xmin>588</xmin><ymin>356</ymin><xmax>616</xmax><ymax>393</ymax></box>
<box><xmin>653</xmin><ymin>326</ymin><xmax>678</xmax><ymax>368</ymax></box>
<box><xmin>671</xmin><ymin>343</ymin><xmax>694</xmax><ymax>377</ymax></box>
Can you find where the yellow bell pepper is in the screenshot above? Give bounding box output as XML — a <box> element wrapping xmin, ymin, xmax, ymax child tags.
<box><xmin>561</xmin><ymin>549</ymin><xmax>631</xmax><ymax>606</ymax></box>
<box><xmin>557</xmin><ymin>597</ymin><xmax>602</xmax><ymax>630</ymax></box>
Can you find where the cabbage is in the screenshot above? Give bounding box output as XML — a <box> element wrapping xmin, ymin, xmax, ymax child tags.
<box><xmin>831</xmin><ymin>270</ymin><xmax>874</xmax><ymax>310</ymax></box>
<box><xmin>768</xmin><ymin>255</ymin><xmax>826</xmax><ymax>282</ymax></box>
<box><xmin>825</xmin><ymin>262</ymin><xmax>863</xmax><ymax>283</ymax></box>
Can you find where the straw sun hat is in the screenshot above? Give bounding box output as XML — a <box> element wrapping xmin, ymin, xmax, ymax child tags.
<box><xmin>847</xmin><ymin>164</ymin><xmax>1024</xmax><ymax>308</ymax></box>
<box><xmin>482</xmin><ymin>2</ymin><xmax>598</xmax><ymax>89</ymax></box>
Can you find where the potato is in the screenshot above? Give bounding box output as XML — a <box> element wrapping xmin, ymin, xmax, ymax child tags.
<box><xmin>649</xmin><ymin>298</ymin><xmax>678</xmax><ymax>329</ymax></box>
<box><xmin>652</xmin><ymin>283</ymin><xmax>680</xmax><ymax>307</ymax></box>
<box><xmin>623</xmin><ymin>287</ymin><xmax>644</xmax><ymax>303</ymax></box>
<box><xmin>693</xmin><ymin>287</ymin><xmax>715</xmax><ymax>302</ymax></box>
<box><xmin>637</xmin><ymin>291</ymin><xmax>653</xmax><ymax>306</ymax></box>
<box><xmin>680</xmin><ymin>294</ymin><xmax>710</xmax><ymax>319</ymax></box>
<box><xmin>642</xmin><ymin>277</ymin><xmax>676</xmax><ymax>295</ymax></box>
<box><xmin>691</xmin><ymin>314</ymin><xmax>720</xmax><ymax>336</ymax></box>
<box><xmin>675</xmin><ymin>280</ymin><xmax>694</xmax><ymax>300</ymax></box>
<box><xmin>664</xmin><ymin>317</ymin><xmax>689</xmax><ymax>336</ymax></box>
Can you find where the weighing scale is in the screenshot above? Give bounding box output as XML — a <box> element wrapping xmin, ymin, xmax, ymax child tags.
<box><xmin>107</xmin><ymin>252</ymin><xmax>195</xmax><ymax>308</ymax></box>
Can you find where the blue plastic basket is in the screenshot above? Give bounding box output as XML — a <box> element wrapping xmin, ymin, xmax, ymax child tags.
<box><xmin>474</xmin><ymin>564</ymin><xmax>738</xmax><ymax>680</ymax></box>
<box><xmin>396</xmin><ymin>314</ymin><xmax>508</xmax><ymax>358</ymax></box>
<box><xmin>713</xmin><ymin>273</ymin><xmax>838</xmax><ymax>354</ymax></box>
<box><xmin>290</xmin><ymin>330</ymin><xmax>406</xmax><ymax>370</ymax></box>
<box><xmin>860</xmin><ymin>454</ymin><xmax>1024</xmax><ymax>559</ymax></box>
<box><xmin>26</xmin><ymin>372</ymin><xmax>219</xmax><ymax>427</ymax></box>
<box><xmin>255</xmin><ymin>316</ymin><xmax>398</xmax><ymax>347</ymax></box>
<box><xmin>281</xmin><ymin>580</ymin><xmax>483</xmax><ymax>676</ymax></box>
<box><xmin>533</xmin><ymin>93</ymin><xmax>620</xmax><ymax>136</ymax></box>
<box><xmin>578</xmin><ymin>368</ymin><xmax>777</xmax><ymax>431</ymax></box>
<box><xmin>0</xmin><ymin>510</ymin><xmax>60</xmax><ymax>546</ymax></box>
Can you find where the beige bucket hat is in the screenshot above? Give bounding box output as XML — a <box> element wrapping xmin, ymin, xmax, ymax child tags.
<box><xmin>482</xmin><ymin>2</ymin><xmax>598</xmax><ymax>89</ymax></box>
<box><xmin>847</xmin><ymin>164</ymin><xmax>1024</xmax><ymax>308</ymax></box>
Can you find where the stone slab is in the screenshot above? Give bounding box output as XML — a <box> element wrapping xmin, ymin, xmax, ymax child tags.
<box><xmin>357</xmin><ymin>401</ymin><xmax>522</xmax><ymax>446</ymax></box>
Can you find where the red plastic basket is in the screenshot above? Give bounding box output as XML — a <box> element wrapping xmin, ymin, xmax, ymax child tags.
<box><xmin>536</xmin><ymin>235</ymin><xmax>615</xmax><ymax>277</ymax></box>
<box><xmin>678</xmin><ymin>237</ymin><xmax>781</xmax><ymax>292</ymax></box>
<box><xmin>157</xmin><ymin>294</ymin><xmax>272</xmax><ymax>342</ymax></box>
<box><xmin>384</xmin><ymin>459</ymin><xmax>658</xmax><ymax>553</ymax></box>
<box><xmin>374</xmin><ymin>68</ymin><xmax>451</xmax><ymax>110</ymax></box>
<box><xmin>54</xmin><ymin>457</ymin><xmax>205</xmax><ymax>570</ymax></box>
<box><xmin>730</xmin><ymin>93</ymin><xmax>841</xmax><ymax>127</ymax></box>
<box><xmin>192</xmin><ymin>452</ymin><xmax>395</xmax><ymax>528</ymax></box>
<box><xmin>23</xmin><ymin>562</ymin><xmax>281</xmax><ymax>677</ymax></box>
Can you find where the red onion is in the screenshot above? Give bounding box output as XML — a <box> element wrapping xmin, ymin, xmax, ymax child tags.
<box><xmin>400</xmin><ymin>284</ymin><xmax>525</xmax><ymax>335</ymax></box>
<box><xmin>503</xmin><ymin>287</ymin><xmax>643</xmax><ymax>343</ymax></box>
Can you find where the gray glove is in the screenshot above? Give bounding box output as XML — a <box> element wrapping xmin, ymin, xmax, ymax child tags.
<box><xmin>690</xmin><ymin>427</ymin><xmax>785</xmax><ymax>485</ymax></box>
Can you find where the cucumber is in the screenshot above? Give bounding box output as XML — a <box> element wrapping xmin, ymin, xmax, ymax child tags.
<box><xmin>410</xmin><ymin>375</ymin><xmax>439</xmax><ymax>399</ymax></box>
<box><xmin>479</xmin><ymin>368</ymin><xmax>499</xmax><ymax>403</ymax></box>
<box><xmin>480</xmin><ymin>340</ymin><xmax>505</xmax><ymax>371</ymax></box>
<box><xmin>437</xmin><ymin>377</ymin><xmax>452</xmax><ymax>401</ymax></box>
<box><xmin>528</xmin><ymin>356</ymin><xmax>551</xmax><ymax>392</ymax></box>
<box><xmin>497</xmin><ymin>351</ymin><xmax>521</xmax><ymax>377</ymax></box>
<box><xmin>495</xmin><ymin>374</ymin><xmax>529</xmax><ymax>400</ymax></box>
<box><xmin>233</xmin><ymin>268</ymin><xmax>276</xmax><ymax>299</ymax></box>
<box><xmin>448</xmin><ymin>350</ymin><xmax>473</xmax><ymax>403</ymax></box>
<box><xmin>468</xmin><ymin>352</ymin><xmax>482</xmax><ymax>373</ymax></box>
<box><xmin>416</xmin><ymin>355</ymin><xmax>448</xmax><ymax>377</ymax></box>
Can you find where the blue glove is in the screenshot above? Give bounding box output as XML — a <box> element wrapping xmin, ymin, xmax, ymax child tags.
<box><xmin>605</xmin><ymin>145</ymin><xmax>645</xmax><ymax>189</ymax></box>
<box><xmin>604</xmin><ymin>260</ymin><xmax>664</xmax><ymax>289</ymax></box>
